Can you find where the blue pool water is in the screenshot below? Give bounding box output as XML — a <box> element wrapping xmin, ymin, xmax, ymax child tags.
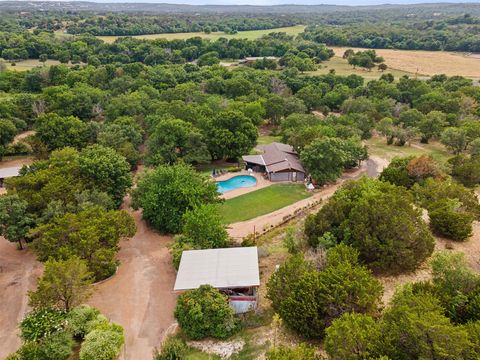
<box><xmin>216</xmin><ymin>175</ymin><xmax>257</xmax><ymax>194</ymax></box>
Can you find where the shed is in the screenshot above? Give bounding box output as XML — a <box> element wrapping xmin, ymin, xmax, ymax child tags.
<box><xmin>174</xmin><ymin>247</ymin><xmax>260</xmax><ymax>313</ymax></box>
<box><xmin>0</xmin><ymin>166</ymin><xmax>22</xmax><ymax>187</ymax></box>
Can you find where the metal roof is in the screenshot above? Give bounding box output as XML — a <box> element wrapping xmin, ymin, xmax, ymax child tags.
<box><xmin>243</xmin><ymin>143</ymin><xmax>306</xmax><ymax>174</ymax></box>
<box><xmin>174</xmin><ymin>247</ymin><xmax>260</xmax><ymax>291</ymax></box>
<box><xmin>0</xmin><ymin>166</ymin><xmax>22</xmax><ymax>179</ymax></box>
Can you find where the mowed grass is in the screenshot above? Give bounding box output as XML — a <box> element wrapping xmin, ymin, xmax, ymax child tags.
<box><xmin>257</xmin><ymin>135</ymin><xmax>282</xmax><ymax>145</ymax></box>
<box><xmin>307</xmin><ymin>56</ymin><xmax>415</xmax><ymax>80</ymax></box>
<box><xmin>96</xmin><ymin>25</ymin><xmax>305</xmax><ymax>44</ymax></box>
<box><xmin>366</xmin><ymin>136</ymin><xmax>452</xmax><ymax>164</ymax></box>
<box><xmin>220</xmin><ymin>184</ymin><xmax>311</xmax><ymax>224</ymax></box>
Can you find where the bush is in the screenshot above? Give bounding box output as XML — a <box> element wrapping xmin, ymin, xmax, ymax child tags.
<box><xmin>79</xmin><ymin>329</ymin><xmax>125</xmax><ymax>360</ymax></box>
<box><xmin>153</xmin><ymin>336</ymin><xmax>188</xmax><ymax>360</ymax></box>
<box><xmin>39</xmin><ymin>331</ymin><xmax>74</xmax><ymax>360</ymax></box>
<box><xmin>66</xmin><ymin>305</ymin><xmax>101</xmax><ymax>338</ymax></box>
<box><xmin>429</xmin><ymin>199</ymin><xmax>474</xmax><ymax>241</ymax></box>
<box><xmin>174</xmin><ymin>285</ymin><xmax>239</xmax><ymax>340</ymax></box>
<box><xmin>20</xmin><ymin>308</ymin><xmax>67</xmax><ymax>342</ymax></box>
<box><xmin>267</xmin><ymin>246</ymin><xmax>382</xmax><ymax>339</ymax></box>
<box><xmin>305</xmin><ymin>178</ymin><xmax>434</xmax><ymax>273</ymax></box>
<box><xmin>265</xmin><ymin>344</ymin><xmax>320</xmax><ymax>360</ymax></box>
<box><xmin>448</xmin><ymin>155</ymin><xmax>480</xmax><ymax>187</ymax></box>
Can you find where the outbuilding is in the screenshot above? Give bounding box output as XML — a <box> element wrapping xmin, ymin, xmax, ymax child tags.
<box><xmin>174</xmin><ymin>247</ymin><xmax>260</xmax><ymax>314</ymax></box>
<box><xmin>0</xmin><ymin>165</ymin><xmax>22</xmax><ymax>188</ymax></box>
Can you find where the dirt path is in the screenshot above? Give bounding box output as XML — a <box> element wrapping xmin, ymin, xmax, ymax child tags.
<box><xmin>0</xmin><ymin>240</ymin><xmax>42</xmax><ymax>359</ymax></box>
<box><xmin>88</xmin><ymin>196</ymin><xmax>177</xmax><ymax>359</ymax></box>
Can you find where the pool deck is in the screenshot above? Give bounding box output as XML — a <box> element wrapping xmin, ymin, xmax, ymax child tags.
<box><xmin>215</xmin><ymin>171</ymin><xmax>272</xmax><ymax>200</ymax></box>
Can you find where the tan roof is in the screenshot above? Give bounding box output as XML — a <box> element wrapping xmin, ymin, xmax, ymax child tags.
<box><xmin>174</xmin><ymin>247</ymin><xmax>260</xmax><ymax>291</ymax></box>
<box><xmin>243</xmin><ymin>143</ymin><xmax>305</xmax><ymax>174</ymax></box>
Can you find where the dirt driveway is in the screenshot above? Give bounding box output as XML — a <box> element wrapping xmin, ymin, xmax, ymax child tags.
<box><xmin>0</xmin><ymin>240</ymin><xmax>42</xmax><ymax>359</ymax></box>
<box><xmin>88</xmin><ymin>197</ymin><xmax>177</xmax><ymax>359</ymax></box>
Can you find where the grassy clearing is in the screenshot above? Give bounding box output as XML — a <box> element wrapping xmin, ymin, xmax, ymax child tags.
<box><xmin>96</xmin><ymin>25</ymin><xmax>305</xmax><ymax>44</ymax></box>
<box><xmin>220</xmin><ymin>184</ymin><xmax>311</xmax><ymax>224</ymax></box>
<box><xmin>307</xmin><ymin>56</ymin><xmax>415</xmax><ymax>80</ymax></box>
<box><xmin>330</xmin><ymin>47</ymin><xmax>480</xmax><ymax>79</ymax></box>
<box><xmin>257</xmin><ymin>135</ymin><xmax>282</xmax><ymax>145</ymax></box>
<box><xmin>3</xmin><ymin>59</ymin><xmax>61</xmax><ymax>72</ymax></box>
<box><xmin>366</xmin><ymin>136</ymin><xmax>451</xmax><ymax>164</ymax></box>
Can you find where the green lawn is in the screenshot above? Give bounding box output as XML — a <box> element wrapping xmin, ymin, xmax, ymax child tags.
<box><xmin>220</xmin><ymin>184</ymin><xmax>311</xmax><ymax>224</ymax></box>
<box><xmin>257</xmin><ymin>135</ymin><xmax>281</xmax><ymax>145</ymax></box>
<box><xmin>366</xmin><ymin>136</ymin><xmax>452</xmax><ymax>164</ymax></box>
<box><xmin>96</xmin><ymin>25</ymin><xmax>305</xmax><ymax>44</ymax></box>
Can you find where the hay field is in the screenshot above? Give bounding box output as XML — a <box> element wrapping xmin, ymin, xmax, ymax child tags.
<box><xmin>306</xmin><ymin>56</ymin><xmax>416</xmax><ymax>80</ymax></box>
<box><xmin>96</xmin><ymin>25</ymin><xmax>305</xmax><ymax>43</ymax></box>
<box><xmin>331</xmin><ymin>47</ymin><xmax>480</xmax><ymax>79</ymax></box>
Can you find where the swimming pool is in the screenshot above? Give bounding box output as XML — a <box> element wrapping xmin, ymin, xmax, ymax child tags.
<box><xmin>216</xmin><ymin>175</ymin><xmax>257</xmax><ymax>194</ymax></box>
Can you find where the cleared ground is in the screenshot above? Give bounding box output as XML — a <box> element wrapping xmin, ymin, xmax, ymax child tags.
<box><xmin>2</xmin><ymin>59</ymin><xmax>61</xmax><ymax>72</ymax></box>
<box><xmin>307</xmin><ymin>55</ymin><xmax>415</xmax><ymax>80</ymax></box>
<box><xmin>330</xmin><ymin>47</ymin><xmax>480</xmax><ymax>79</ymax></box>
<box><xmin>96</xmin><ymin>25</ymin><xmax>305</xmax><ymax>43</ymax></box>
<box><xmin>220</xmin><ymin>183</ymin><xmax>311</xmax><ymax>224</ymax></box>
<box><xmin>365</xmin><ymin>136</ymin><xmax>451</xmax><ymax>164</ymax></box>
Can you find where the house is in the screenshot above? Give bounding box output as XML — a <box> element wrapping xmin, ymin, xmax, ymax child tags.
<box><xmin>242</xmin><ymin>142</ymin><xmax>306</xmax><ymax>182</ymax></box>
<box><xmin>239</xmin><ymin>56</ymin><xmax>278</xmax><ymax>65</ymax></box>
<box><xmin>174</xmin><ymin>247</ymin><xmax>260</xmax><ymax>314</ymax></box>
<box><xmin>0</xmin><ymin>166</ymin><xmax>22</xmax><ymax>188</ymax></box>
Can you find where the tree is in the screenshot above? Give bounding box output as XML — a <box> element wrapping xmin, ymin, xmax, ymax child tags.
<box><xmin>267</xmin><ymin>246</ymin><xmax>382</xmax><ymax>339</ymax></box>
<box><xmin>441</xmin><ymin>127</ymin><xmax>468</xmax><ymax>154</ymax></box>
<box><xmin>206</xmin><ymin>110</ymin><xmax>257</xmax><ymax>160</ymax></box>
<box><xmin>132</xmin><ymin>164</ymin><xmax>220</xmax><ymax>234</ymax></box>
<box><xmin>78</xmin><ymin>145</ymin><xmax>132</xmax><ymax>207</ymax></box>
<box><xmin>30</xmin><ymin>206</ymin><xmax>136</xmax><ymax>281</ymax></box>
<box><xmin>429</xmin><ymin>199</ymin><xmax>474</xmax><ymax>241</ymax></box>
<box><xmin>378</xmin><ymin>63</ymin><xmax>388</xmax><ymax>72</ymax></box>
<box><xmin>380</xmin><ymin>286</ymin><xmax>473</xmax><ymax>360</ymax></box>
<box><xmin>28</xmin><ymin>257</ymin><xmax>93</xmax><ymax>312</ymax></box>
<box><xmin>174</xmin><ymin>285</ymin><xmax>238</xmax><ymax>340</ymax></box>
<box><xmin>376</xmin><ymin>117</ymin><xmax>395</xmax><ymax>144</ymax></box>
<box><xmin>147</xmin><ymin>118</ymin><xmax>210</xmax><ymax>166</ymax></box>
<box><xmin>305</xmin><ymin>178</ymin><xmax>434</xmax><ymax>273</ymax></box>
<box><xmin>418</xmin><ymin>110</ymin><xmax>447</xmax><ymax>143</ymax></box>
<box><xmin>324</xmin><ymin>313</ymin><xmax>381</xmax><ymax>360</ymax></box>
<box><xmin>0</xmin><ymin>194</ymin><xmax>34</xmax><ymax>249</ymax></box>
<box><xmin>79</xmin><ymin>327</ymin><xmax>124</xmax><ymax>360</ymax></box>
<box><xmin>0</xmin><ymin>118</ymin><xmax>17</xmax><ymax>159</ymax></box>
<box><xmin>448</xmin><ymin>154</ymin><xmax>480</xmax><ymax>187</ymax></box>
<box><xmin>197</xmin><ymin>52</ymin><xmax>220</xmax><ymax>66</ymax></box>
<box><xmin>380</xmin><ymin>155</ymin><xmax>441</xmax><ymax>188</ymax></box>
<box><xmin>180</xmin><ymin>204</ymin><xmax>228</xmax><ymax>249</ymax></box>
<box><xmin>35</xmin><ymin>113</ymin><xmax>92</xmax><ymax>151</ymax></box>
<box><xmin>301</xmin><ymin>137</ymin><xmax>366</xmax><ymax>185</ymax></box>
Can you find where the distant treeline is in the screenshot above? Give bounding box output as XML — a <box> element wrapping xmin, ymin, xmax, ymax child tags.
<box><xmin>302</xmin><ymin>14</ymin><xmax>480</xmax><ymax>52</ymax></box>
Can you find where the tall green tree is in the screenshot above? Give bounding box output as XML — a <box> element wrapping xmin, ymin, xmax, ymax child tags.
<box><xmin>132</xmin><ymin>164</ymin><xmax>219</xmax><ymax>234</ymax></box>
<box><xmin>0</xmin><ymin>194</ymin><xmax>34</xmax><ymax>250</ymax></box>
<box><xmin>28</xmin><ymin>256</ymin><xmax>93</xmax><ymax>312</ymax></box>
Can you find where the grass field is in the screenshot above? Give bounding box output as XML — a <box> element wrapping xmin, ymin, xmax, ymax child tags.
<box><xmin>306</xmin><ymin>56</ymin><xmax>415</xmax><ymax>80</ymax></box>
<box><xmin>366</xmin><ymin>136</ymin><xmax>452</xmax><ymax>164</ymax></box>
<box><xmin>220</xmin><ymin>184</ymin><xmax>311</xmax><ymax>224</ymax></box>
<box><xmin>330</xmin><ymin>47</ymin><xmax>480</xmax><ymax>79</ymax></box>
<box><xmin>2</xmin><ymin>59</ymin><xmax>62</xmax><ymax>72</ymax></box>
<box><xmin>96</xmin><ymin>25</ymin><xmax>305</xmax><ymax>43</ymax></box>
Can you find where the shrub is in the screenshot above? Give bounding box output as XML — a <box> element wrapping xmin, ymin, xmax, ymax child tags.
<box><xmin>153</xmin><ymin>336</ymin><xmax>188</xmax><ymax>360</ymax></box>
<box><xmin>267</xmin><ymin>246</ymin><xmax>382</xmax><ymax>339</ymax></box>
<box><xmin>79</xmin><ymin>329</ymin><xmax>125</xmax><ymax>360</ymax></box>
<box><xmin>181</xmin><ymin>204</ymin><xmax>228</xmax><ymax>249</ymax></box>
<box><xmin>448</xmin><ymin>154</ymin><xmax>480</xmax><ymax>187</ymax></box>
<box><xmin>305</xmin><ymin>178</ymin><xmax>434</xmax><ymax>273</ymax></box>
<box><xmin>429</xmin><ymin>199</ymin><xmax>474</xmax><ymax>241</ymax></box>
<box><xmin>265</xmin><ymin>344</ymin><xmax>320</xmax><ymax>360</ymax></box>
<box><xmin>66</xmin><ymin>305</ymin><xmax>101</xmax><ymax>338</ymax></box>
<box><xmin>174</xmin><ymin>285</ymin><xmax>239</xmax><ymax>340</ymax></box>
<box><xmin>20</xmin><ymin>308</ymin><xmax>67</xmax><ymax>342</ymax></box>
<box><xmin>39</xmin><ymin>331</ymin><xmax>74</xmax><ymax>360</ymax></box>
<box><xmin>325</xmin><ymin>312</ymin><xmax>380</xmax><ymax>360</ymax></box>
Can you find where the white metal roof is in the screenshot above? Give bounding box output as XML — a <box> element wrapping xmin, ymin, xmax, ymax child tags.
<box><xmin>0</xmin><ymin>166</ymin><xmax>22</xmax><ymax>179</ymax></box>
<box><xmin>174</xmin><ymin>247</ymin><xmax>260</xmax><ymax>291</ymax></box>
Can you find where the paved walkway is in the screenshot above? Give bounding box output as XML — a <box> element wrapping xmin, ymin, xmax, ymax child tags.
<box><xmin>216</xmin><ymin>171</ymin><xmax>272</xmax><ymax>200</ymax></box>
